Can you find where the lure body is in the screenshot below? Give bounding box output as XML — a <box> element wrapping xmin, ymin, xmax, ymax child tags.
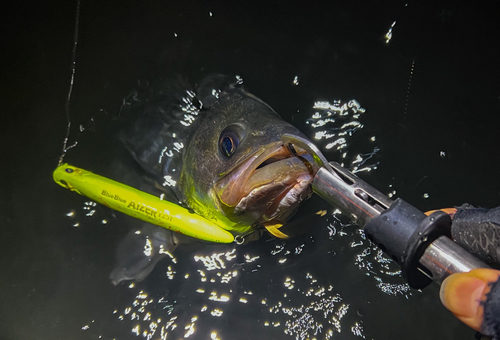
<box><xmin>53</xmin><ymin>164</ymin><xmax>234</xmax><ymax>243</ymax></box>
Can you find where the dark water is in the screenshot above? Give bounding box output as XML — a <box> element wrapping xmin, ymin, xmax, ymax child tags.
<box><xmin>2</xmin><ymin>1</ymin><xmax>500</xmax><ymax>339</ymax></box>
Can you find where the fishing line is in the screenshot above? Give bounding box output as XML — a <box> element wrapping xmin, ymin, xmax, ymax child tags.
<box><xmin>58</xmin><ymin>0</ymin><xmax>81</xmax><ymax>165</ymax></box>
<box><xmin>403</xmin><ymin>60</ymin><xmax>415</xmax><ymax>117</ymax></box>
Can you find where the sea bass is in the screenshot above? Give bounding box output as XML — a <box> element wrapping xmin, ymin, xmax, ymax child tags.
<box><xmin>123</xmin><ymin>74</ymin><xmax>318</xmax><ymax>237</ymax></box>
<box><xmin>111</xmin><ymin>75</ymin><xmax>318</xmax><ymax>283</ymax></box>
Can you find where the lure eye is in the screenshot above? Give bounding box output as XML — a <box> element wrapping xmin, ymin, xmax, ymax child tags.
<box><xmin>219</xmin><ymin>131</ymin><xmax>239</xmax><ymax>158</ymax></box>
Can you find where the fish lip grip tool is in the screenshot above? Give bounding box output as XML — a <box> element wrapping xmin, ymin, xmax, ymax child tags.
<box><xmin>281</xmin><ymin>133</ymin><xmax>489</xmax><ymax>289</ymax></box>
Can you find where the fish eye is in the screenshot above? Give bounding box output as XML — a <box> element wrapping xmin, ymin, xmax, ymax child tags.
<box><xmin>218</xmin><ymin>124</ymin><xmax>245</xmax><ymax>158</ymax></box>
<box><xmin>219</xmin><ymin>130</ymin><xmax>239</xmax><ymax>158</ymax></box>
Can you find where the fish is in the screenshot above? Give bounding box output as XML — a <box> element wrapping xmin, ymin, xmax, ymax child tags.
<box><xmin>111</xmin><ymin>74</ymin><xmax>318</xmax><ymax>284</ymax></box>
<box><xmin>109</xmin><ymin>224</ymin><xmax>180</xmax><ymax>285</ymax></box>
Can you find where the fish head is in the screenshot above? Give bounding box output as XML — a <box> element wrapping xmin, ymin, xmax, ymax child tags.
<box><xmin>179</xmin><ymin>88</ymin><xmax>318</xmax><ymax>230</ymax></box>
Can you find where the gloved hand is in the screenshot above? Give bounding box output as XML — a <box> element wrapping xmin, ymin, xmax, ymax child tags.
<box><xmin>426</xmin><ymin>205</ymin><xmax>500</xmax><ymax>265</ymax></box>
<box><xmin>426</xmin><ymin>205</ymin><xmax>500</xmax><ymax>339</ymax></box>
<box><xmin>440</xmin><ymin>268</ymin><xmax>500</xmax><ymax>339</ymax></box>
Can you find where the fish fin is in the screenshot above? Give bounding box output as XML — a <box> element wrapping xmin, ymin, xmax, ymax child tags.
<box><xmin>265</xmin><ymin>223</ymin><xmax>289</xmax><ymax>239</ymax></box>
<box><xmin>275</xmin><ymin>207</ymin><xmax>329</xmax><ymax>238</ymax></box>
<box><xmin>263</xmin><ymin>209</ymin><xmax>328</xmax><ymax>240</ymax></box>
<box><xmin>110</xmin><ymin>224</ymin><xmax>179</xmax><ymax>285</ymax></box>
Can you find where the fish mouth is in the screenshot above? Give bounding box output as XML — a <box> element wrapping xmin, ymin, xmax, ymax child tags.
<box><xmin>213</xmin><ymin>141</ymin><xmax>318</xmax><ymax>225</ymax></box>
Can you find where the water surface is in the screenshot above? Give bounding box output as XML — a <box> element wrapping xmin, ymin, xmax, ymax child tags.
<box><xmin>2</xmin><ymin>1</ymin><xmax>500</xmax><ymax>339</ymax></box>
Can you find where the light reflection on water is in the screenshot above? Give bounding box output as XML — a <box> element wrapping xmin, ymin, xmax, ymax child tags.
<box><xmin>67</xmin><ymin>97</ymin><xmax>415</xmax><ymax>339</ymax></box>
<box><xmin>92</xmin><ymin>219</ymin><xmax>410</xmax><ymax>339</ymax></box>
<box><xmin>306</xmin><ymin>99</ymin><xmax>379</xmax><ymax>174</ymax></box>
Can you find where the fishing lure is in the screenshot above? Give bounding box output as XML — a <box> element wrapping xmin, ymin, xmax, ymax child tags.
<box><xmin>53</xmin><ymin>164</ymin><xmax>234</xmax><ymax>243</ymax></box>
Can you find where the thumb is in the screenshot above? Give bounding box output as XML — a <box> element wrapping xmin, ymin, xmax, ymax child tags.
<box><xmin>440</xmin><ymin>268</ymin><xmax>500</xmax><ymax>334</ymax></box>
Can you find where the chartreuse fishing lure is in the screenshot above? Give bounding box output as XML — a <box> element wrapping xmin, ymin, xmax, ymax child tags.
<box><xmin>53</xmin><ymin>164</ymin><xmax>234</xmax><ymax>243</ymax></box>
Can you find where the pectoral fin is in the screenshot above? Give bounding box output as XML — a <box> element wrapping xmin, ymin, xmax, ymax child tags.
<box><xmin>264</xmin><ymin>223</ymin><xmax>289</xmax><ymax>239</ymax></box>
<box><xmin>110</xmin><ymin>224</ymin><xmax>179</xmax><ymax>285</ymax></box>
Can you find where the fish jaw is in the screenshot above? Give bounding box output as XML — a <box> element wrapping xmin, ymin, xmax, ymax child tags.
<box><xmin>235</xmin><ymin>163</ymin><xmax>313</xmax><ymax>223</ymax></box>
<box><xmin>212</xmin><ymin>141</ymin><xmax>316</xmax><ymax>225</ymax></box>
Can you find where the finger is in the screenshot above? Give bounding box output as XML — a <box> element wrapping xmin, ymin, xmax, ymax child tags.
<box><xmin>440</xmin><ymin>268</ymin><xmax>500</xmax><ymax>332</ymax></box>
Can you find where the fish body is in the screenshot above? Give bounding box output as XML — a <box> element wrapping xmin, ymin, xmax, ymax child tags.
<box><xmin>122</xmin><ymin>75</ymin><xmax>317</xmax><ymax>239</ymax></box>
<box><xmin>179</xmin><ymin>86</ymin><xmax>317</xmax><ymax>235</ymax></box>
<box><xmin>110</xmin><ymin>75</ymin><xmax>318</xmax><ymax>284</ymax></box>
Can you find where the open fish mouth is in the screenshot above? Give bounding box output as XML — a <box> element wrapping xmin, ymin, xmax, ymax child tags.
<box><xmin>213</xmin><ymin>141</ymin><xmax>318</xmax><ymax>225</ymax></box>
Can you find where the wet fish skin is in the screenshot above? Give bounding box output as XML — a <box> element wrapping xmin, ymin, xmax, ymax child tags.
<box><xmin>123</xmin><ymin>75</ymin><xmax>316</xmax><ymax>236</ymax></box>
<box><xmin>111</xmin><ymin>75</ymin><xmax>317</xmax><ymax>284</ymax></box>
<box><xmin>178</xmin><ymin>78</ymin><xmax>316</xmax><ymax>232</ymax></box>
